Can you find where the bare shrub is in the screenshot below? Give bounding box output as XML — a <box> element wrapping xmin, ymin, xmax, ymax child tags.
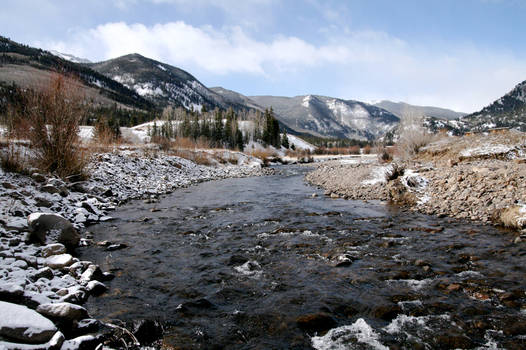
<box><xmin>9</xmin><ymin>74</ymin><xmax>89</xmax><ymax>178</ymax></box>
<box><xmin>362</xmin><ymin>145</ymin><xmax>372</xmax><ymax>154</ymax></box>
<box><xmin>396</xmin><ymin>108</ymin><xmax>433</xmax><ymax>160</ymax></box>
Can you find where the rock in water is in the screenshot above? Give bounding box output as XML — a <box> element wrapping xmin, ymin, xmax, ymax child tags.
<box><xmin>36</xmin><ymin>302</ymin><xmax>89</xmax><ymax>322</ymax></box>
<box><xmin>27</xmin><ymin>213</ymin><xmax>80</xmax><ymax>247</ymax></box>
<box><xmin>0</xmin><ymin>301</ymin><xmax>57</xmax><ymax>344</ymax></box>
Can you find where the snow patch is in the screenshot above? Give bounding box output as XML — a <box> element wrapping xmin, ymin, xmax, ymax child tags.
<box><xmin>460</xmin><ymin>145</ymin><xmax>514</xmax><ymax>158</ymax></box>
<box><xmin>362</xmin><ymin>165</ymin><xmax>393</xmax><ymax>185</ymax></box>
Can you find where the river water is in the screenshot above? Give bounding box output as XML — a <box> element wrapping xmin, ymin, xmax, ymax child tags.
<box><xmin>80</xmin><ymin>166</ymin><xmax>525</xmax><ymax>349</ymax></box>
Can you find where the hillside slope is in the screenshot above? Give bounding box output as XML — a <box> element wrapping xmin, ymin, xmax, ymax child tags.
<box><xmin>250</xmin><ymin>95</ymin><xmax>399</xmax><ymax>140</ymax></box>
<box><xmin>0</xmin><ymin>36</ymin><xmax>154</xmax><ymax>110</ymax></box>
<box><xmin>90</xmin><ymin>54</ymin><xmax>248</xmax><ymax>112</ymax></box>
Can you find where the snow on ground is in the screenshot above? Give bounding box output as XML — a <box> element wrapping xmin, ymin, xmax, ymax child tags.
<box><xmin>285</xmin><ymin>134</ymin><xmax>316</xmax><ymax>151</ymax></box>
<box><xmin>460</xmin><ymin>145</ymin><xmax>514</xmax><ymax>158</ymax></box>
<box><xmin>361</xmin><ymin>165</ymin><xmax>393</xmax><ymax>185</ymax></box>
<box><xmin>78</xmin><ymin>126</ymin><xmax>94</xmax><ymax>142</ymax></box>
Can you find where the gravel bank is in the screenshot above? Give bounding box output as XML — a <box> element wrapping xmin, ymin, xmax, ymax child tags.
<box><xmin>307</xmin><ymin>132</ymin><xmax>526</xmax><ymax>233</ymax></box>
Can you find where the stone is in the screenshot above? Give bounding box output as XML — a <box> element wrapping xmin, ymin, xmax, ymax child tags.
<box><xmin>41</xmin><ymin>243</ymin><xmax>67</xmax><ymax>257</ymax></box>
<box><xmin>60</xmin><ymin>334</ymin><xmax>102</xmax><ymax>350</ymax></box>
<box><xmin>296</xmin><ymin>313</ymin><xmax>336</xmax><ymax>333</ymax></box>
<box><xmin>0</xmin><ymin>301</ymin><xmax>57</xmax><ymax>344</ymax></box>
<box><xmin>36</xmin><ymin>302</ymin><xmax>89</xmax><ymax>322</ymax></box>
<box><xmin>372</xmin><ymin>304</ymin><xmax>402</xmax><ymax>321</ymax></box>
<box><xmin>79</xmin><ymin>264</ymin><xmax>104</xmax><ymax>283</ymax></box>
<box><xmin>28</xmin><ymin>267</ymin><xmax>54</xmax><ymax>282</ymax></box>
<box><xmin>40</xmin><ymin>184</ymin><xmax>60</xmax><ymax>194</ymax></box>
<box><xmin>2</xmin><ymin>182</ymin><xmax>16</xmax><ymax>189</ymax></box>
<box><xmin>5</xmin><ymin>218</ymin><xmax>28</xmax><ymax>232</ymax></box>
<box><xmin>132</xmin><ymin>319</ymin><xmax>164</xmax><ymax>345</ymax></box>
<box><xmin>34</xmin><ymin>197</ymin><xmax>54</xmax><ymax>208</ymax></box>
<box><xmin>86</xmin><ymin>280</ymin><xmax>107</xmax><ymax>296</ymax></box>
<box><xmin>27</xmin><ymin>213</ymin><xmax>80</xmax><ymax>247</ymax></box>
<box><xmin>106</xmin><ymin>243</ymin><xmax>128</xmax><ymax>251</ymax></box>
<box><xmin>45</xmin><ymin>254</ymin><xmax>74</xmax><ymax>269</ymax></box>
<box><xmin>31</xmin><ymin>173</ymin><xmax>47</xmax><ymax>183</ymax></box>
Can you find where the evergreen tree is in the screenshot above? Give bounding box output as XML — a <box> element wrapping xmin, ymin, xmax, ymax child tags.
<box><xmin>213</xmin><ymin>109</ymin><xmax>223</xmax><ymax>147</ymax></box>
<box><xmin>235</xmin><ymin>127</ymin><xmax>244</xmax><ymax>151</ymax></box>
<box><xmin>281</xmin><ymin>129</ymin><xmax>289</xmax><ymax>149</ymax></box>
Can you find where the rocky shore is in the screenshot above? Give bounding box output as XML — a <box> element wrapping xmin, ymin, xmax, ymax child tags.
<box><xmin>306</xmin><ymin>131</ymin><xmax>526</xmax><ymax>235</ymax></box>
<box><xmin>0</xmin><ymin>148</ymin><xmax>269</xmax><ymax>349</ymax></box>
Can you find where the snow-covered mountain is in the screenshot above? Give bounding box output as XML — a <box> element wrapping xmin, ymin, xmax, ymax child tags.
<box><xmin>49</xmin><ymin>50</ymin><xmax>92</xmax><ymax>64</ymax></box>
<box><xmin>459</xmin><ymin>80</ymin><xmax>526</xmax><ymax>132</ymax></box>
<box><xmin>373</xmin><ymin>100</ymin><xmax>466</xmax><ymax>120</ymax></box>
<box><xmin>89</xmin><ymin>54</ymin><xmax>247</xmax><ymax>112</ymax></box>
<box><xmin>249</xmin><ymin>95</ymin><xmax>399</xmax><ymax>140</ymax></box>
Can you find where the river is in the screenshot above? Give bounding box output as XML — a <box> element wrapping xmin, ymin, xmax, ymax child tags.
<box><xmin>79</xmin><ymin>166</ymin><xmax>525</xmax><ymax>349</ymax></box>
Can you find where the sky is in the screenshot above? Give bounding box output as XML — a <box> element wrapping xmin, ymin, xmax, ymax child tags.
<box><xmin>2</xmin><ymin>0</ymin><xmax>526</xmax><ymax>113</ymax></box>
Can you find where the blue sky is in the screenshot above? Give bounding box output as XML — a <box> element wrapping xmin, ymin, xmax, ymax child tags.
<box><xmin>2</xmin><ymin>0</ymin><xmax>526</xmax><ymax>112</ymax></box>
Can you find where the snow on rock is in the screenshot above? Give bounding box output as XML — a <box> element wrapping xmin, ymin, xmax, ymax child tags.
<box><xmin>0</xmin><ymin>331</ymin><xmax>64</xmax><ymax>350</ymax></box>
<box><xmin>0</xmin><ymin>301</ymin><xmax>57</xmax><ymax>344</ymax></box>
<box><xmin>311</xmin><ymin>318</ymin><xmax>388</xmax><ymax>350</ymax></box>
<box><xmin>41</xmin><ymin>244</ymin><xmax>66</xmax><ymax>258</ymax></box>
<box><xmin>36</xmin><ymin>302</ymin><xmax>88</xmax><ymax>322</ymax></box>
<box><xmin>27</xmin><ymin>213</ymin><xmax>80</xmax><ymax>248</ymax></box>
<box><xmin>45</xmin><ymin>254</ymin><xmax>74</xmax><ymax>269</ymax></box>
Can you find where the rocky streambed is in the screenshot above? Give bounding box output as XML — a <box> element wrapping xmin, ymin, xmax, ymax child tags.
<box><xmin>0</xmin><ymin>149</ymin><xmax>269</xmax><ymax>349</ymax></box>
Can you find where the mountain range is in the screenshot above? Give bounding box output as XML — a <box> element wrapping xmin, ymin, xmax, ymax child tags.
<box><xmin>1</xmin><ymin>36</ymin><xmax>524</xmax><ymax>139</ymax></box>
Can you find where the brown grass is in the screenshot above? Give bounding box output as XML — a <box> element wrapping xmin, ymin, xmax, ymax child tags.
<box><xmin>0</xmin><ymin>142</ymin><xmax>31</xmax><ymax>174</ymax></box>
<box><xmin>248</xmin><ymin>148</ymin><xmax>277</xmax><ymax>161</ymax></box>
<box><xmin>496</xmin><ymin>206</ymin><xmax>526</xmax><ymax>230</ymax></box>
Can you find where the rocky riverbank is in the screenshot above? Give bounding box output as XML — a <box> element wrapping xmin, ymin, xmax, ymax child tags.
<box><xmin>0</xmin><ymin>148</ymin><xmax>269</xmax><ymax>349</ymax></box>
<box><xmin>306</xmin><ymin>131</ymin><xmax>526</xmax><ymax>235</ymax></box>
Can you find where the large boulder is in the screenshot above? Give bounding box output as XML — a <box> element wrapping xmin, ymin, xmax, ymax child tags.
<box><xmin>0</xmin><ymin>301</ymin><xmax>57</xmax><ymax>344</ymax></box>
<box><xmin>36</xmin><ymin>302</ymin><xmax>88</xmax><ymax>322</ymax></box>
<box><xmin>27</xmin><ymin>213</ymin><xmax>80</xmax><ymax>248</ymax></box>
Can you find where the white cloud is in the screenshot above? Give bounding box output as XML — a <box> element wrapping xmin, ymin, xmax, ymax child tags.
<box><xmin>45</xmin><ymin>21</ymin><xmax>526</xmax><ymax>112</ymax></box>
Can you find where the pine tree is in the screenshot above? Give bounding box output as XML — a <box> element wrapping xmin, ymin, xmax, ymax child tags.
<box><xmin>281</xmin><ymin>129</ymin><xmax>289</xmax><ymax>149</ymax></box>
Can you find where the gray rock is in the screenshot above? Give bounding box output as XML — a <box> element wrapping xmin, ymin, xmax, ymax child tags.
<box><xmin>0</xmin><ymin>331</ymin><xmax>64</xmax><ymax>350</ymax></box>
<box><xmin>86</xmin><ymin>280</ymin><xmax>107</xmax><ymax>295</ymax></box>
<box><xmin>28</xmin><ymin>267</ymin><xmax>54</xmax><ymax>282</ymax></box>
<box><xmin>27</xmin><ymin>213</ymin><xmax>80</xmax><ymax>247</ymax></box>
<box><xmin>45</xmin><ymin>254</ymin><xmax>74</xmax><ymax>269</ymax></box>
<box><xmin>80</xmin><ymin>264</ymin><xmax>104</xmax><ymax>283</ymax></box>
<box><xmin>31</xmin><ymin>173</ymin><xmax>47</xmax><ymax>183</ymax></box>
<box><xmin>5</xmin><ymin>218</ymin><xmax>28</xmax><ymax>232</ymax></box>
<box><xmin>41</xmin><ymin>243</ymin><xmax>67</xmax><ymax>258</ymax></box>
<box><xmin>34</xmin><ymin>196</ymin><xmax>54</xmax><ymax>208</ymax></box>
<box><xmin>36</xmin><ymin>302</ymin><xmax>89</xmax><ymax>322</ymax></box>
<box><xmin>0</xmin><ymin>301</ymin><xmax>57</xmax><ymax>344</ymax></box>
<box><xmin>40</xmin><ymin>184</ymin><xmax>60</xmax><ymax>194</ymax></box>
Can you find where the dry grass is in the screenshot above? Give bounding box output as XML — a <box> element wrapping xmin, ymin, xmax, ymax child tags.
<box><xmin>248</xmin><ymin>148</ymin><xmax>277</xmax><ymax>161</ymax></box>
<box><xmin>496</xmin><ymin>206</ymin><xmax>526</xmax><ymax>230</ymax></box>
<box><xmin>0</xmin><ymin>142</ymin><xmax>31</xmax><ymax>174</ymax></box>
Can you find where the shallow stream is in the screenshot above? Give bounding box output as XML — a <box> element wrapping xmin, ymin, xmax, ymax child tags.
<box><xmin>80</xmin><ymin>166</ymin><xmax>526</xmax><ymax>349</ymax></box>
